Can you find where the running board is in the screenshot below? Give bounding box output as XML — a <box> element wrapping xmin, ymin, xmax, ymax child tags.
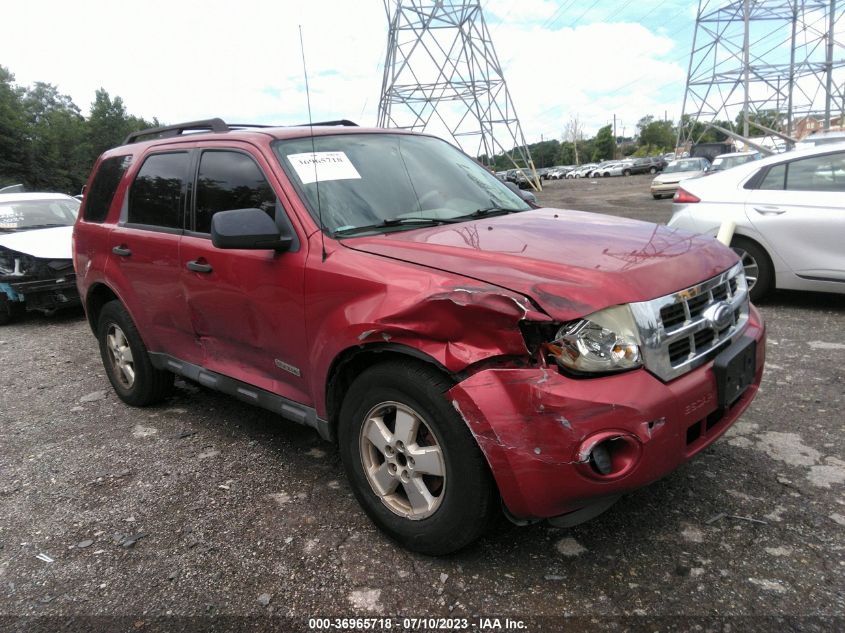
<box><xmin>148</xmin><ymin>353</ymin><xmax>333</xmax><ymax>441</ymax></box>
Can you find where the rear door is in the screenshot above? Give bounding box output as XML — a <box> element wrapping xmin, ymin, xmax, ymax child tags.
<box><xmin>179</xmin><ymin>145</ymin><xmax>312</xmax><ymax>405</ymax></box>
<box><xmin>107</xmin><ymin>151</ymin><xmax>198</xmax><ymax>361</ymax></box>
<box><xmin>744</xmin><ymin>149</ymin><xmax>845</xmax><ymax>282</ymax></box>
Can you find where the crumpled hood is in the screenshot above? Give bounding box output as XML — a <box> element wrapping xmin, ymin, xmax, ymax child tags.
<box><xmin>0</xmin><ymin>226</ymin><xmax>73</xmax><ymax>259</ymax></box>
<box><xmin>344</xmin><ymin>208</ymin><xmax>738</xmax><ymax>321</ymax></box>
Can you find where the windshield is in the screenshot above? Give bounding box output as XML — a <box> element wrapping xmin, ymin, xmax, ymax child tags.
<box><xmin>0</xmin><ymin>198</ymin><xmax>79</xmax><ymax>231</ymax></box>
<box><xmin>664</xmin><ymin>159</ymin><xmax>705</xmax><ymax>174</ymax></box>
<box><xmin>272</xmin><ymin>133</ymin><xmax>530</xmax><ymax>236</ymax></box>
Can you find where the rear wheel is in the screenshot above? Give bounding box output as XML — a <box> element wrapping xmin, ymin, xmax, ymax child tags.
<box><xmin>649</xmin><ymin>166</ymin><xmax>657</xmax><ymax>174</ymax></box>
<box><xmin>0</xmin><ymin>296</ymin><xmax>23</xmax><ymax>326</ymax></box>
<box><xmin>338</xmin><ymin>360</ymin><xmax>495</xmax><ymax>555</ymax></box>
<box><xmin>623</xmin><ymin>169</ymin><xmax>631</xmax><ymax>176</ymax></box>
<box><xmin>97</xmin><ymin>301</ymin><xmax>173</xmax><ymax>406</ymax></box>
<box><xmin>731</xmin><ymin>237</ymin><xmax>773</xmax><ymax>301</ymax></box>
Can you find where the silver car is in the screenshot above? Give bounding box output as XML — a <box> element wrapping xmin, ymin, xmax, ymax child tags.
<box><xmin>650</xmin><ymin>157</ymin><xmax>710</xmax><ymax>199</ymax></box>
<box><xmin>668</xmin><ymin>143</ymin><xmax>845</xmax><ymax>300</ymax></box>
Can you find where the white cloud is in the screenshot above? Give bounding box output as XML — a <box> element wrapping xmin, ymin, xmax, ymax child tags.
<box><xmin>0</xmin><ymin>0</ymin><xmax>689</xmax><ymax>148</ymax></box>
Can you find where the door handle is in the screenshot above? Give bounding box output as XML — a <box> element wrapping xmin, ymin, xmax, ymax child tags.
<box><xmin>112</xmin><ymin>245</ymin><xmax>131</xmax><ymax>257</ymax></box>
<box><xmin>186</xmin><ymin>260</ymin><xmax>213</xmax><ymax>274</ymax></box>
<box><xmin>753</xmin><ymin>206</ymin><xmax>785</xmax><ymax>215</ymax></box>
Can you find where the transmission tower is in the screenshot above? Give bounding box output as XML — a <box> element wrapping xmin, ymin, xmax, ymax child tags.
<box><xmin>678</xmin><ymin>0</ymin><xmax>845</xmax><ymax>149</ymax></box>
<box><xmin>377</xmin><ymin>0</ymin><xmax>539</xmax><ymax>189</ymax></box>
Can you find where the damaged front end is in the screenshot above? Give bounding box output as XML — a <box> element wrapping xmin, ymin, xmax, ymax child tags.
<box><xmin>0</xmin><ymin>246</ymin><xmax>80</xmax><ymax>321</ymax></box>
<box><xmin>445</xmin><ymin>273</ymin><xmax>766</xmax><ymax>526</ymax></box>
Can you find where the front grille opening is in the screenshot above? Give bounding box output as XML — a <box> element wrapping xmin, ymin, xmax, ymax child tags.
<box><xmin>687</xmin><ymin>294</ymin><xmax>710</xmax><ymax>318</ymax></box>
<box><xmin>694</xmin><ymin>329</ymin><xmax>715</xmax><ymax>350</ymax></box>
<box><xmin>669</xmin><ymin>338</ymin><xmax>691</xmax><ymax>364</ymax></box>
<box><xmin>686</xmin><ymin>420</ymin><xmax>703</xmax><ymax>445</ymax></box>
<box><xmin>660</xmin><ymin>303</ymin><xmax>686</xmax><ymax>329</ymax></box>
<box><xmin>712</xmin><ymin>284</ymin><xmax>728</xmax><ymax>302</ymax></box>
<box><xmin>706</xmin><ymin>410</ymin><xmax>724</xmax><ymax>431</ymax></box>
<box><xmin>729</xmin><ymin>278</ymin><xmax>738</xmax><ymax>294</ymax></box>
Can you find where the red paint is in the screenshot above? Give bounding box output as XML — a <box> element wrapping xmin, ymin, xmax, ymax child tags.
<box><xmin>74</xmin><ymin>125</ymin><xmax>766</xmax><ymax>524</ymax></box>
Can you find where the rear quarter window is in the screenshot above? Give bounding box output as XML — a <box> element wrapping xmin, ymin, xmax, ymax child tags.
<box><xmin>84</xmin><ymin>155</ymin><xmax>132</xmax><ymax>223</ymax></box>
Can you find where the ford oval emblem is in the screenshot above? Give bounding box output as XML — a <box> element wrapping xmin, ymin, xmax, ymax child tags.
<box><xmin>704</xmin><ymin>301</ymin><xmax>733</xmax><ymax>331</ymax></box>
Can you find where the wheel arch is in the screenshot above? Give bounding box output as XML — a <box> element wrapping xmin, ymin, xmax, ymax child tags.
<box><xmin>324</xmin><ymin>343</ymin><xmax>460</xmax><ymax>441</ymax></box>
<box><xmin>730</xmin><ymin>232</ymin><xmax>777</xmax><ymax>288</ymax></box>
<box><xmin>85</xmin><ymin>282</ymin><xmax>121</xmax><ymax>334</ymax></box>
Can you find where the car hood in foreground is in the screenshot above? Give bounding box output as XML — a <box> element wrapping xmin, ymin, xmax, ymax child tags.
<box><xmin>0</xmin><ymin>226</ymin><xmax>73</xmax><ymax>259</ymax></box>
<box><xmin>343</xmin><ymin>208</ymin><xmax>738</xmax><ymax>321</ymax></box>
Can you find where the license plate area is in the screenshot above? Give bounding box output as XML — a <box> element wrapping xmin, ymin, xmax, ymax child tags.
<box><xmin>714</xmin><ymin>336</ymin><xmax>756</xmax><ymax>409</ymax></box>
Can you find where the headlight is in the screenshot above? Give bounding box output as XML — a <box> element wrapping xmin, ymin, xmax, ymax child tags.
<box><xmin>545</xmin><ymin>305</ymin><xmax>642</xmax><ymax>374</ymax></box>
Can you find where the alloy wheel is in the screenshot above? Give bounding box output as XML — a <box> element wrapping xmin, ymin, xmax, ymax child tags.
<box><xmin>359</xmin><ymin>401</ymin><xmax>446</xmax><ymax>520</ymax></box>
<box><xmin>732</xmin><ymin>246</ymin><xmax>759</xmax><ymax>291</ymax></box>
<box><xmin>106</xmin><ymin>324</ymin><xmax>135</xmax><ymax>388</ymax></box>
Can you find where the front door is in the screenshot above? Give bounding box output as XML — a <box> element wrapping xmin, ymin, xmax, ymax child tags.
<box><xmin>179</xmin><ymin>146</ymin><xmax>312</xmax><ymax>406</ymax></box>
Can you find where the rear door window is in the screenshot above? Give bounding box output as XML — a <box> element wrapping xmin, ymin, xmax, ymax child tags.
<box><xmin>759</xmin><ymin>164</ymin><xmax>786</xmax><ymax>190</ymax></box>
<box><xmin>785</xmin><ymin>152</ymin><xmax>845</xmax><ymax>192</ymax></box>
<box><xmin>128</xmin><ymin>152</ymin><xmax>189</xmax><ymax>229</ymax></box>
<box><xmin>194</xmin><ymin>150</ymin><xmax>277</xmax><ymax>234</ymax></box>
<box><xmin>84</xmin><ymin>155</ymin><xmax>132</xmax><ymax>223</ymax></box>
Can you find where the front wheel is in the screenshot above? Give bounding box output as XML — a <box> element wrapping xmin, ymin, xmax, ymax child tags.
<box><xmin>338</xmin><ymin>361</ymin><xmax>496</xmax><ymax>555</ymax></box>
<box><xmin>97</xmin><ymin>301</ymin><xmax>173</xmax><ymax>406</ymax></box>
<box><xmin>731</xmin><ymin>237</ymin><xmax>773</xmax><ymax>301</ymax></box>
<box><xmin>649</xmin><ymin>166</ymin><xmax>657</xmax><ymax>174</ymax></box>
<box><xmin>623</xmin><ymin>170</ymin><xmax>631</xmax><ymax>176</ymax></box>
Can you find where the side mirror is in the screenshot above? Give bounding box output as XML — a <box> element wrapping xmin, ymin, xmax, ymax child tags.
<box><xmin>211</xmin><ymin>208</ymin><xmax>293</xmax><ymax>251</ymax></box>
<box><xmin>504</xmin><ymin>181</ymin><xmax>537</xmax><ymax>205</ymax></box>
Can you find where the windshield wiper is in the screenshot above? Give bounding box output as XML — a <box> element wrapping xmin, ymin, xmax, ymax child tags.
<box><xmin>333</xmin><ymin>217</ymin><xmax>462</xmax><ymax>237</ymax></box>
<box><xmin>456</xmin><ymin>206</ymin><xmax>526</xmax><ymax>219</ymax></box>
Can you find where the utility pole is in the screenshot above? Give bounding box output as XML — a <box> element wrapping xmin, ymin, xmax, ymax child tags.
<box><xmin>742</xmin><ymin>0</ymin><xmax>751</xmax><ymax>138</ymax></box>
<box><xmin>613</xmin><ymin>114</ymin><xmax>617</xmax><ymax>159</ymax></box>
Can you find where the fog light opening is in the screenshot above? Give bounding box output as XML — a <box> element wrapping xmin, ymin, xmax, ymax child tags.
<box><xmin>589</xmin><ymin>443</ymin><xmax>613</xmax><ymax>475</ymax></box>
<box><xmin>586</xmin><ymin>435</ymin><xmax>639</xmax><ymax>478</ymax></box>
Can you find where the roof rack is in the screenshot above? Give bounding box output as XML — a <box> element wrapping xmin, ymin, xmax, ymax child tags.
<box><xmin>122</xmin><ymin>117</ymin><xmax>360</xmax><ymax>145</ymax></box>
<box><xmin>292</xmin><ymin>119</ymin><xmax>359</xmax><ymax>128</ymax></box>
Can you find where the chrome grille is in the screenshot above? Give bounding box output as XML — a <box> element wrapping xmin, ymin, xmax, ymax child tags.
<box><xmin>630</xmin><ymin>262</ymin><xmax>750</xmax><ymax>382</ymax></box>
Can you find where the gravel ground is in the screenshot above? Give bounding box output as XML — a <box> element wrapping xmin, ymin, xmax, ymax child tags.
<box><xmin>1</xmin><ymin>175</ymin><xmax>843</xmax><ymax>632</ymax></box>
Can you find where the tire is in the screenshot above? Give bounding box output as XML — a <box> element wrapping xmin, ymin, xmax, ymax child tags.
<box><xmin>649</xmin><ymin>167</ymin><xmax>657</xmax><ymax>174</ymax></box>
<box><xmin>730</xmin><ymin>237</ymin><xmax>773</xmax><ymax>302</ymax></box>
<box><xmin>0</xmin><ymin>296</ymin><xmax>23</xmax><ymax>326</ymax></box>
<box><xmin>623</xmin><ymin>170</ymin><xmax>631</xmax><ymax>176</ymax></box>
<box><xmin>97</xmin><ymin>300</ymin><xmax>173</xmax><ymax>406</ymax></box>
<box><xmin>338</xmin><ymin>360</ymin><xmax>496</xmax><ymax>555</ymax></box>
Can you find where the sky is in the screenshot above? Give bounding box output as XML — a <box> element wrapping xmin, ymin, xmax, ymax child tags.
<box><xmin>1</xmin><ymin>0</ymin><xmax>705</xmax><ymax>145</ymax></box>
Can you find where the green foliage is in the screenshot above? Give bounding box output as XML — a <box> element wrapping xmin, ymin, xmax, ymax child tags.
<box><xmin>591</xmin><ymin>125</ymin><xmax>614</xmax><ymax>161</ymax></box>
<box><xmin>637</xmin><ymin>116</ymin><xmax>675</xmax><ymax>152</ymax></box>
<box><xmin>0</xmin><ymin>66</ymin><xmax>157</xmax><ymax>193</ymax></box>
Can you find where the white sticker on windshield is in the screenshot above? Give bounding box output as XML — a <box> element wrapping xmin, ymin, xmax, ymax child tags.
<box><xmin>287</xmin><ymin>151</ymin><xmax>361</xmax><ymax>184</ymax></box>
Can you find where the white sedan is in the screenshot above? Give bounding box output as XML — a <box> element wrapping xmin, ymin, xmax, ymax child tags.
<box><xmin>668</xmin><ymin>143</ymin><xmax>845</xmax><ymax>300</ymax></box>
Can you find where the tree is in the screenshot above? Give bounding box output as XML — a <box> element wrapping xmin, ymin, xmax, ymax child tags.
<box><xmin>0</xmin><ymin>66</ymin><xmax>28</xmax><ymax>187</ymax></box>
<box><xmin>637</xmin><ymin>115</ymin><xmax>675</xmax><ymax>152</ymax></box>
<box><xmin>22</xmin><ymin>82</ymin><xmax>88</xmax><ymax>192</ymax></box>
<box><xmin>592</xmin><ymin>125</ymin><xmax>614</xmax><ymax>161</ymax></box>
<box><xmin>564</xmin><ymin>115</ymin><xmax>583</xmax><ymax>164</ymax></box>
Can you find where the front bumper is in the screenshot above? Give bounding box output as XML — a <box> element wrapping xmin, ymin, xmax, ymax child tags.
<box><xmin>447</xmin><ymin>306</ymin><xmax>766</xmax><ymax>520</ymax></box>
<box><xmin>1</xmin><ymin>274</ymin><xmax>80</xmax><ymax>313</ymax></box>
<box><xmin>650</xmin><ymin>181</ymin><xmax>680</xmax><ymax>194</ymax></box>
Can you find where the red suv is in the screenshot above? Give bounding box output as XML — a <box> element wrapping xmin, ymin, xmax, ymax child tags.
<box><xmin>74</xmin><ymin>118</ymin><xmax>766</xmax><ymax>555</ymax></box>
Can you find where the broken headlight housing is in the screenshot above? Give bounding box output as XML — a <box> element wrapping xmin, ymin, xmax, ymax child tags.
<box><xmin>545</xmin><ymin>305</ymin><xmax>642</xmax><ymax>374</ymax></box>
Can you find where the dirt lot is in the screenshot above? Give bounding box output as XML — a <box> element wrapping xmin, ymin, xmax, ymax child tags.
<box><xmin>1</xmin><ymin>175</ymin><xmax>843</xmax><ymax>632</ymax></box>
